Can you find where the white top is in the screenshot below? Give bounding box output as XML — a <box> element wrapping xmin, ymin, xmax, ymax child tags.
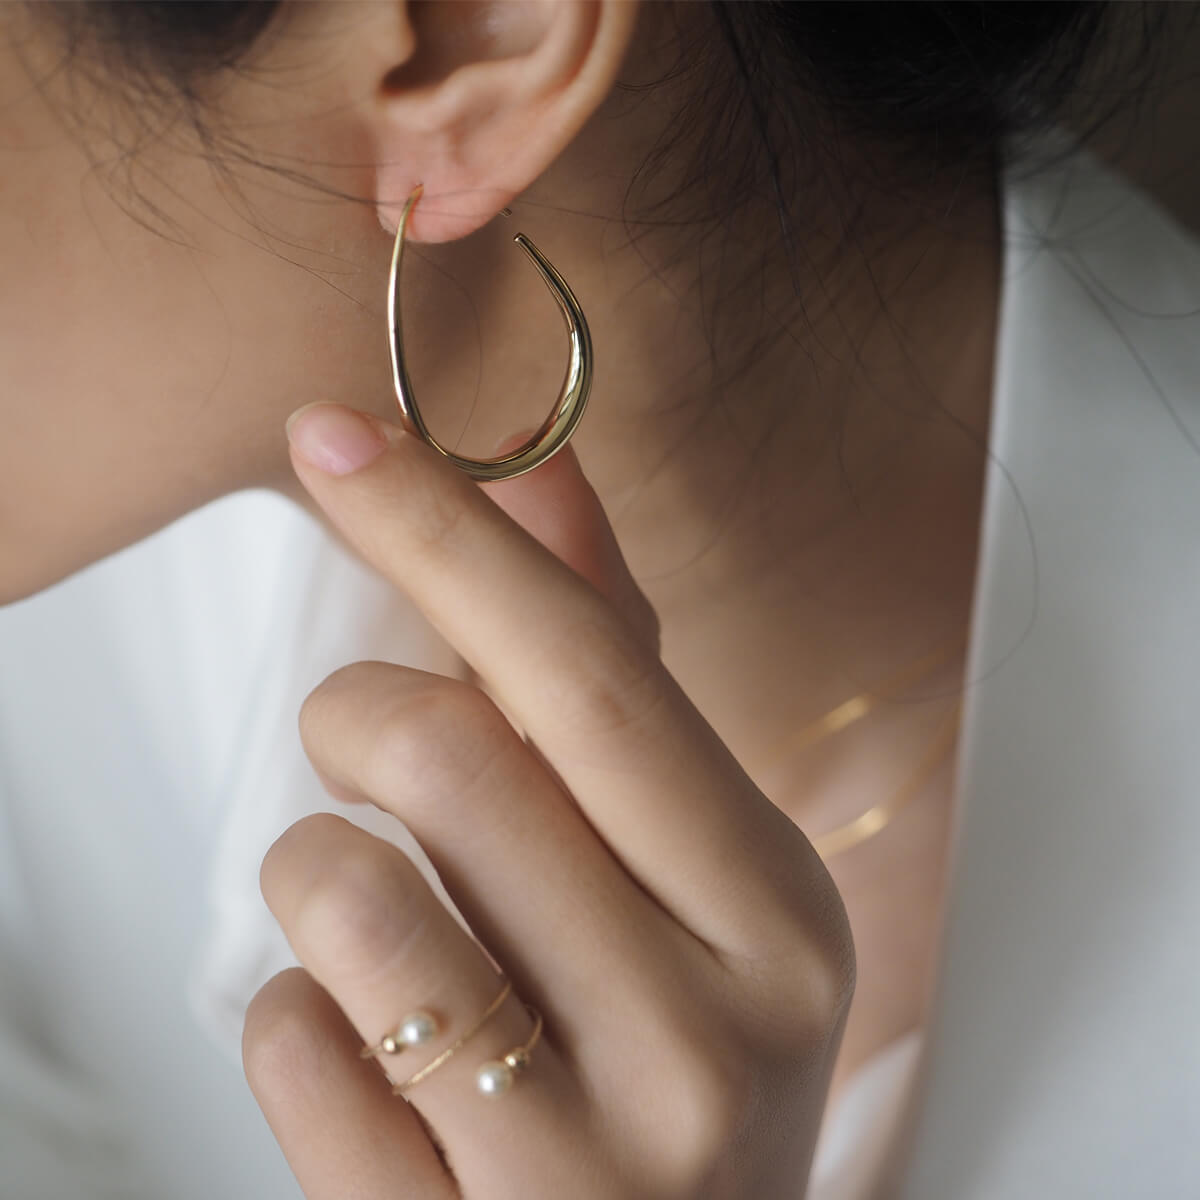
<box><xmin>2</xmin><ymin>140</ymin><xmax>1199</xmax><ymax>1199</ymax></box>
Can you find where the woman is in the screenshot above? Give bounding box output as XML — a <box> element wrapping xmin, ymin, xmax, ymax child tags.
<box><xmin>1</xmin><ymin>2</ymin><xmax>1196</xmax><ymax>1197</ymax></box>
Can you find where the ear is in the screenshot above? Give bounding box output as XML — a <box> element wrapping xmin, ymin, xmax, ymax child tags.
<box><xmin>358</xmin><ymin>0</ymin><xmax>640</xmax><ymax>243</ymax></box>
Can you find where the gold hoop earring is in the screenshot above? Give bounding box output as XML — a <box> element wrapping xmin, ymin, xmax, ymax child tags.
<box><xmin>387</xmin><ymin>185</ymin><xmax>594</xmax><ymax>482</ymax></box>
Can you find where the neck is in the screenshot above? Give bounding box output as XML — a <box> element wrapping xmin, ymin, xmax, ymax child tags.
<box><xmin>525</xmin><ymin>108</ymin><xmax>1001</xmax><ymax>815</ymax></box>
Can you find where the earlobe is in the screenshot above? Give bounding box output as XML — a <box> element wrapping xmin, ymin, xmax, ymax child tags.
<box><xmin>367</xmin><ymin>0</ymin><xmax>640</xmax><ymax>244</ymax></box>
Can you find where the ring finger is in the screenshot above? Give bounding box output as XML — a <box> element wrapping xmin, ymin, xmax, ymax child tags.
<box><xmin>257</xmin><ymin>811</ymin><xmax>593</xmax><ymax>1198</ymax></box>
<box><xmin>243</xmin><ymin>966</ymin><xmax>458</xmax><ymax>1200</ymax></box>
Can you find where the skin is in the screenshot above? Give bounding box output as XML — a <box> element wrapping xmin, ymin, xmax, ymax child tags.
<box><xmin>255</xmin><ymin>413</ymin><xmax>855</xmax><ymax>1196</ymax></box>
<box><xmin>0</xmin><ymin>0</ymin><xmax>1000</xmax><ymax>1189</ymax></box>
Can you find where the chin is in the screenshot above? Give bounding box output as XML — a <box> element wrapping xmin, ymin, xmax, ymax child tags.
<box><xmin>0</xmin><ymin>515</ymin><xmax>156</xmax><ymax>609</ymax></box>
<box><xmin>0</xmin><ymin>544</ymin><xmax>89</xmax><ymax>608</ymax></box>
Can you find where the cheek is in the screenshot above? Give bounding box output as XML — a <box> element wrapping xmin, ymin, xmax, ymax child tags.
<box><xmin>0</xmin><ymin>17</ymin><xmax>400</xmax><ymax>607</ymax></box>
<box><xmin>0</xmin><ymin>155</ymin><xmax>393</xmax><ymax>605</ymax></box>
<box><xmin>0</xmin><ymin>189</ymin><xmax>229</xmax><ymax>600</ymax></box>
<box><xmin>0</xmin><ymin>27</ymin><xmax>509</xmax><ymax>607</ymax></box>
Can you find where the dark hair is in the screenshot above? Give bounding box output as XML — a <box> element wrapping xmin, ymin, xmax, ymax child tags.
<box><xmin>53</xmin><ymin>3</ymin><xmax>1119</xmax><ymax>124</ymax></box>
<box><xmin>41</xmin><ymin>1</ymin><xmax>1149</xmax><ymax>171</ymax></box>
<box><xmin>717</xmin><ymin>3</ymin><xmax>1115</xmax><ymax>155</ymax></box>
<box><xmin>41</xmin><ymin>0</ymin><xmax>280</xmax><ymax>93</ymax></box>
<box><xmin>31</xmin><ymin>0</ymin><xmax>1175</xmax><ymax>277</ymax></box>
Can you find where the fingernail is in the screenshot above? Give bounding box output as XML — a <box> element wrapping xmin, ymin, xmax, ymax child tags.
<box><xmin>286</xmin><ymin>403</ymin><xmax>389</xmax><ymax>475</ymax></box>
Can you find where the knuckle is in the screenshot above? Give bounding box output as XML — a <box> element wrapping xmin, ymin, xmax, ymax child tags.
<box><xmin>298</xmin><ymin>660</ymin><xmax>386</xmax><ymax>741</ymax></box>
<box><xmin>724</xmin><ymin>869</ymin><xmax>856</xmax><ymax>1045</ymax></box>
<box><xmin>827</xmin><ymin>917</ymin><xmax>858</xmax><ymax>1018</ymax></box>
<box><xmin>754</xmin><ymin>833</ymin><xmax>858</xmax><ymax>1023</ymax></box>
<box><xmin>795</xmin><ymin>889</ymin><xmax>857</xmax><ymax>1033</ymax></box>
<box><xmin>386</xmin><ymin>449</ymin><xmax>470</xmax><ymax>555</ymax></box>
<box><xmin>542</xmin><ymin>611</ymin><xmax>666</xmax><ymax>743</ymax></box>
<box><xmin>775</xmin><ymin>922</ymin><xmax>856</xmax><ymax>1043</ymax></box>
<box><xmin>293</xmin><ymin>845</ymin><xmax>426</xmax><ymax>982</ymax></box>
<box><xmin>367</xmin><ymin>681</ymin><xmax>517</xmax><ymax>806</ymax></box>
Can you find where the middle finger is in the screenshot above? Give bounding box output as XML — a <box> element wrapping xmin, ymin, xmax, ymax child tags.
<box><xmin>287</xmin><ymin>412</ymin><xmax>822</xmax><ymax>956</ymax></box>
<box><xmin>298</xmin><ymin>658</ymin><xmax>692</xmax><ymax>1044</ymax></box>
<box><xmin>260</xmin><ymin>811</ymin><xmax>594</xmax><ymax>1199</ymax></box>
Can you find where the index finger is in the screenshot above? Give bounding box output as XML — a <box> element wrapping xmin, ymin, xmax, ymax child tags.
<box><xmin>286</xmin><ymin>405</ymin><xmax>826</xmax><ymax>957</ymax></box>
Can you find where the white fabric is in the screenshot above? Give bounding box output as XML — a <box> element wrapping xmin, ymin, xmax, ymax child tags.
<box><xmin>1</xmin><ymin>141</ymin><xmax>1198</xmax><ymax>1198</ymax></box>
<box><xmin>883</xmin><ymin>144</ymin><xmax>1200</xmax><ymax>1199</ymax></box>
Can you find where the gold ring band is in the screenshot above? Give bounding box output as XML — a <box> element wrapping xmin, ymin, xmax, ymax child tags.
<box><xmin>388</xmin><ymin>976</ymin><xmax>515</xmax><ymax>1095</ymax></box>
<box><xmin>470</xmin><ymin>1003</ymin><xmax>544</xmax><ymax>1097</ymax></box>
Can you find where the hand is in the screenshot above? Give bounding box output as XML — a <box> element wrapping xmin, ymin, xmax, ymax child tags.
<box><xmin>243</xmin><ymin>403</ymin><xmax>855</xmax><ymax>1199</ymax></box>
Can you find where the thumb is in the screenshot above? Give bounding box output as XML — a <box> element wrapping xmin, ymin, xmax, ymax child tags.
<box><xmin>479</xmin><ymin>433</ymin><xmax>661</xmax><ymax>657</ymax></box>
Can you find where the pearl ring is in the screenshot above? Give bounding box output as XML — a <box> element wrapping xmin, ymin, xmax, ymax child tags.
<box><xmin>358</xmin><ymin>975</ymin><xmax>544</xmax><ymax>1097</ymax></box>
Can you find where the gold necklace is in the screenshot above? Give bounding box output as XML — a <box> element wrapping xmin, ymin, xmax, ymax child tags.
<box><xmin>770</xmin><ymin>633</ymin><xmax>969</xmax><ymax>859</ymax></box>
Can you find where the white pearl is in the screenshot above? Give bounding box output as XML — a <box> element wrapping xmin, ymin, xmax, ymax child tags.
<box><xmin>476</xmin><ymin>1060</ymin><xmax>514</xmax><ymax>1096</ymax></box>
<box><xmin>399</xmin><ymin>1010</ymin><xmax>438</xmax><ymax>1047</ymax></box>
